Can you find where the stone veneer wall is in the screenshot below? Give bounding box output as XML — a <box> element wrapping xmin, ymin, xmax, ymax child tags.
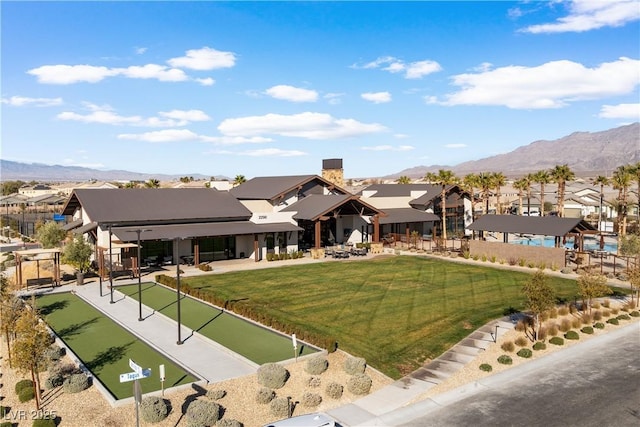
<box><xmin>322</xmin><ymin>168</ymin><xmax>344</xmax><ymax>187</ymax></box>
<box><xmin>469</xmin><ymin>240</ymin><xmax>566</xmax><ymax>269</ymax></box>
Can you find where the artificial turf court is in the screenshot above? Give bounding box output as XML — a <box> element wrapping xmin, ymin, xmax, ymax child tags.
<box><xmin>173</xmin><ymin>256</ymin><xmax>600</xmax><ymax>379</ymax></box>
<box><xmin>35</xmin><ymin>293</ymin><xmax>197</xmax><ymax>400</ymax></box>
<box><xmin>117</xmin><ymin>283</ymin><xmax>318</xmax><ymax>363</ymax></box>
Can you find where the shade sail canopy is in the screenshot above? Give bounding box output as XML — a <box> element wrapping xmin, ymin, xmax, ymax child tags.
<box><xmin>467</xmin><ymin>215</ymin><xmax>598</xmax><ymax>237</ymax></box>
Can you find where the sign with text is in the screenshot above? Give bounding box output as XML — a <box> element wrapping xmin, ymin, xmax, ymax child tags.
<box><xmin>119</xmin><ymin>368</ymin><xmax>151</xmax><ymax>383</ymax></box>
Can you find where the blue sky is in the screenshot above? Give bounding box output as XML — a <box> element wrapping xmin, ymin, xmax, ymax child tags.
<box><xmin>2</xmin><ymin>1</ymin><xmax>639</xmax><ymax>179</ymax></box>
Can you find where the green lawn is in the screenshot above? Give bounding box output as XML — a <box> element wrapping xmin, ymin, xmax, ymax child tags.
<box><xmin>175</xmin><ymin>256</ymin><xmax>594</xmax><ymax>379</ymax></box>
<box><xmin>36</xmin><ymin>293</ymin><xmax>198</xmax><ymax>400</ymax></box>
<box><xmin>117</xmin><ymin>283</ymin><xmax>317</xmax><ymax>364</ymax></box>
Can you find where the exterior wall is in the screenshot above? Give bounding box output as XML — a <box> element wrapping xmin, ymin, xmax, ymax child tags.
<box><xmin>360</xmin><ymin>196</ymin><xmax>414</xmax><ymax>209</ymax></box>
<box><xmin>249</xmin><ymin>211</ymin><xmax>297</xmax><ymax>224</ymax></box>
<box><xmin>240</xmin><ymin>200</ymin><xmax>274</xmax><ymax>213</ymax></box>
<box><xmin>469</xmin><ymin>240</ymin><xmax>565</xmax><ymax>268</ymax></box>
<box><xmin>235</xmin><ymin>235</ymin><xmax>254</xmax><ymax>258</ymax></box>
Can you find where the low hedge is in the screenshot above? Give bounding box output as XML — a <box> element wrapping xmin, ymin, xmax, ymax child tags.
<box><xmin>581</xmin><ymin>326</ymin><xmax>594</xmax><ymax>335</ymax></box>
<box><xmin>497</xmin><ymin>355</ymin><xmax>512</xmax><ymax>365</ymax></box>
<box><xmin>564</xmin><ymin>330</ymin><xmax>579</xmax><ymax>340</ymax></box>
<box><xmin>594</xmin><ymin>322</ymin><xmax>605</xmax><ymax>329</ymax></box>
<box><xmin>606</xmin><ymin>318</ymin><xmax>619</xmax><ymax>325</ymax></box>
<box><xmin>549</xmin><ymin>336</ymin><xmax>564</xmax><ymax>346</ymax></box>
<box><xmin>516</xmin><ymin>348</ymin><xmax>533</xmax><ymax>358</ymax></box>
<box><xmin>479</xmin><ymin>363</ymin><xmax>492</xmax><ymax>372</ymax></box>
<box><xmin>532</xmin><ymin>342</ymin><xmax>546</xmax><ymax>351</ymax></box>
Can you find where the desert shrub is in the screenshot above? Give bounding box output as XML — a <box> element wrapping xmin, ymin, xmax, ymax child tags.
<box><xmin>514</xmin><ymin>320</ymin><xmax>526</xmax><ymax>332</ymax></box>
<box><xmin>549</xmin><ymin>337</ymin><xmax>564</xmax><ymax>346</ymax></box>
<box><xmin>527</xmin><ymin>261</ymin><xmax>536</xmax><ymax>268</ymax></box>
<box><xmin>571</xmin><ymin>317</ymin><xmax>582</xmax><ymax>329</ymax></box>
<box><xmin>569</xmin><ymin>304</ymin><xmax>578</xmax><ymax>314</ymax></box>
<box><xmin>497</xmin><ymin>355</ymin><xmax>512</xmax><ymax>365</ymax></box>
<box><xmin>565</xmin><ymin>330</ymin><xmax>579</xmax><ymax>340</ymax></box>
<box><xmin>517</xmin><ymin>348</ymin><xmax>533</xmax><ymax>358</ymax></box>
<box><xmin>257</xmin><ymin>363</ymin><xmax>289</xmax><ymax>389</ymax></box>
<box><xmin>344</xmin><ymin>357</ymin><xmax>367</xmax><ymax>375</ymax></box>
<box><xmin>301</xmin><ymin>392</ymin><xmax>322</xmax><ymax>408</ymax></box>
<box><xmin>581</xmin><ymin>313</ymin><xmax>592</xmax><ymax>325</ymax></box>
<box><xmin>472</xmin><ymin>254</ymin><xmax>479</xmax><ymax>261</ymax></box>
<box><xmin>45</xmin><ymin>345</ymin><xmax>65</xmax><ymax>362</ymax></box>
<box><xmin>140</xmin><ymin>396</ymin><xmax>170</xmax><ymax>423</ymax></box>
<box><xmin>607</xmin><ymin>318</ymin><xmax>619</xmax><ymax>325</ymax></box>
<box><xmin>18</xmin><ymin>387</ymin><xmax>35</xmax><ymax>402</ymax></box>
<box><xmin>63</xmin><ymin>373</ymin><xmax>90</xmax><ymax>394</ymax></box>
<box><xmin>593</xmin><ymin>310</ymin><xmax>603</xmax><ymax>321</ymax></box>
<box><xmin>592</xmin><ymin>301</ymin><xmax>601</xmax><ymax>309</ymax></box>
<box><xmin>32</xmin><ymin>418</ymin><xmax>56</xmax><ymax>427</ymax></box>
<box><xmin>186</xmin><ymin>400</ymin><xmax>221</xmax><ymax>426</ymax></box>
<box><xmin>305</xmin><ymin>356</ymin><xmax>329</xmax><ymax>375</ymax></box>
<box><xmin>539</xmin><ymin>311</ymin><xmax>550</xmax><ymax>322</ymax></box>
<box><xmin>581</xmin><ymin>326</ymin><xmax>594</xmax><ymax>334</ymax></box>
<box><xmin>15</xmin><ymin>379</ymin><xmax>33</xmax><ymax>394</ymax></box>
<box><xmin>479</xmin><ymin>363</ymin><xmax>492</xmax><ymax>372</ymax></box>
<box><xmin>507</xmin><ymin>257</ymin><xmax>518</xmax><ymax>266</ymax></box>
<box><xmin>533</xmin><ymin>342</ymin><xmax>546</xmax><ymax>351</ymax></box>
<box><xmin>602</xmin><ymin>298</ymin><xmax>610</xmax><ymax>308</ymax></box>
<box><xmin>558</xmin><ymin>305</ymin><xmax>570</xmax><ymax>316</ymax></box>
<box><xmin>325</xmin><ymin>382</ymin><xmax>343</xmax><ymax>399</ymax></box>
<box><xmin>617</xmin><ymin>314</ymin><xmax>630</xmax><ymax>321</ymax></box>
<box><xmin>514</xmin><ymin>336</ymin><xmax>528</xmax><ymax>347</ymax></box>
<box><xmin>546</xmin><ymin>323</ymin><xmax>559</xmax><ymax>336</ymax></box>
<box><xmin>269</xmin><ymin>397</ymin><xmax>290</xmax><ymax>418</ymax></box>
<box><xmin>217</xmin><ymin>419</ymin><xmax>243</xmax><ymax>427</ymax></box>
<box><xmin>630</xmin><ymin>311</ymin><xmax>640</xmax><ymax>317</ymax></box>
<box><xmin>197</xmin><ymin>263</ymin><xmax>212</xmax><ymax>272</ymax></box>
<box><xmin>594</xmin><ymin>322</ymin><xmax>605</xmax><ymax>329</ymax></box>
<box><xmin>611</xmin><ymin>307</ymin><xmax>619</xmax><ymax>315</ymax></box>
<box><xmin>602</xmin><ymin>309</ymin><xmax>611</xmax><ymax>317</ymax></box>
<box><xmin>300</xmin><ymin>375</ymin><xmax>318</xmax><ymax>388</ymax></box>
<box><xmin>347</xmin><ymin>374</ymin><xmax>372</xmax><ymax>395</ymax></box>
<box><xmin>481</xmin><ymin>254</ymin><xmax>487</xmax><ymax>262</ymax></box>
<box><xmin>206</xmin><ymin>389</ymin><xmax>226</xmax><ymax>400</ymax></box>
<box><xmin>44</xmin><ymin>373</ymin><xmax>64</xmax><ymax>389</ymax></box>
<box><xmin>255</xmin><ymin>387</ymin><xmax>275</xmax><ymax>404</ymax></box>
<box><xmin>559</xmin><ymin>318</ymin><xmax>572</xmax><ymax>332</ymax></box>
<box><xmin>490</xmin><ymin>255</ymin><xmax>497</xmax><ymax>263</ymax></box>
<box><xmin>500</xmin><ymin>341</ymin><xmax>515</xmax><ymax>352</ymax></box>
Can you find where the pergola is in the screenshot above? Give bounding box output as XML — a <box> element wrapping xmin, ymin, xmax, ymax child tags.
<box><xmin>14</xmin><ymin>248</ymin><xmax>62</xmax><ymax>289</ymax></box>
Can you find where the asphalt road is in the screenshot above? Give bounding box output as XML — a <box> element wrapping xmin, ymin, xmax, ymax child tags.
<box><xmin>398</xmin><ymin>322</ymin><xmax>640</xmax><ymax>427</ymax></box>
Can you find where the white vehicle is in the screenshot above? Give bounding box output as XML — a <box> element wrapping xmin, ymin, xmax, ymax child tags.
<box><xmin>263</xmin><ymin>413</ymin><xmax>336</xmax><ymax>427</ymax></box>
<box><xmin>522</xmin><ymin>209</ymin><xmax>540</xmax><ymax>216</ymax></box>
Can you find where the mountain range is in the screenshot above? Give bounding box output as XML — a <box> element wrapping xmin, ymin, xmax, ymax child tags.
<box><xmin>1</xmin><ymin>123</ymin><xmax>638</xmax><ymax>182</ymax></box>
<box><xmin>388</xmin><ymin>122</ymin><xmax>639</xmax><ymax>179</ymax></box>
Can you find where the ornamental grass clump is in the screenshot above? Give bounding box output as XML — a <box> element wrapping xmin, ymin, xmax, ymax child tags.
<box><xmin>305</xmin><ymin>356</ymin><xmax>329</xmax><ymax>375</ymax></box>
<box><xmin>257</xmin><ymin>363</ymin><xmax>289</xmax><ymax>389</ymax></box>
<box><xmin>559</xmin><ymin>318</ymin><xmax>572</xmax><ymax>333</ymax></box>
<box><xmin>546</xmin><ymin>323</ymin><xmax>559</xmax><ymax>336</ymax></box>
<box><xmin>270</xmin><ymin>397</ymin><xmax>290</xmax><ymax>418</ymax></box>
<box><xmin>514</xmin><ymin>336</ymin><xmax>528</xmax><ymax>347</ymax></box>
<box><xmin>500</xmin><ymin>341</ymin><xmax>515</xmax><ymax>352</ymax></box>
<box><xmin>564</xmin><ymin>330</ymin><xmax>579</xmax><ymax>340</ymax></box>
<box><xmin>140</xmin><ymin>396</ymin><xmax>170</xmax><ymax>423</ymax></box>
<box><xmin>581</xmin><ymin>313</ymin><xmax>592</xmax><ymax>325</ymax></box>
<box><xmin>307</xmin><ymin>376</ymin><xmax>321</xmax><ymax>388</ymax></box>
<box><xmin>185</xmin><ymin>400</ymin><xmax>221</xmax><ymax>426</ymax></box>
<box><xmin>301</xmin><ymin>392</ymin><xmax>322</xmax><ymax>408</ymax></box>
<box><xmin>344</xmin><ymin>357</ymin><xmax>367</xmax><ymax>375</ymax></box>
<box><xmin>571</xmin><ymin>317</ymin><xmax>582</xmax><ymax>329</ymax></box>
<box><xmin>497</xmin><ymin>355</ymin><xmax>512</xmax><ymax>365</ymax></box>
<box><xmin>558</xmin><ymin>305</ymin><xmax>570</xmax><ymax>316</ymax></box>
<box><xmin>347</xmin><ymin>374</ymin><xmax>373</xmax><ymax>395</ymax></box>
<box><xmin>325</xmin><ymin>382</ymin><xmax>343</xmax><ymax>399</ymax></box>
<box><xmin>255</xmin><ymin>387</ymin><xmax>275</xmax><ymax>404</ymax></box>
<box><xmin>63</xmin><ymin>373</ymin><xmax>90</xmax><ymax>394</ymax></box>
<box><xmin>517</xmin><ymin>348</ymin><xmax>533</xmax><ymax>358</ymax></box>
<box><xmin>593</xmin><ymin>310</ymin><xmax>603</xmax><ymax>321</ymax></box>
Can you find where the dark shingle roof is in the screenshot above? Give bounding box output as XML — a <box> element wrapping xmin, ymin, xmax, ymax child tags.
<box><xmin>378</xmin><ymin>208</ymin><xmax>440</xmax><ymax>224</ymax></box>
<box><xmin>230</xmin><ymin>175</ymin><xmax>350</xmax><ymax>200</ymax></box>
<box><xmin>282</xmin><ymin>194</ymin><xmax>381</xmax><ymax>221</ymax></box>
<box><xmin>467</xmin><ymin>215</ymin><xmax>598</xmax><ymax>236</ymax></box>
<box><xmin>62</xmin><ymin>188</ymin><xmax>251</xmax><ymax>225</ymax></box>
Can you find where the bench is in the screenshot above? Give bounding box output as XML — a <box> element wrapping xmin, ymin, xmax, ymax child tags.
<box><xmin>26</xmin><ymin>277</ymin><xmax>55</xmax><ymax>288</ymax></box>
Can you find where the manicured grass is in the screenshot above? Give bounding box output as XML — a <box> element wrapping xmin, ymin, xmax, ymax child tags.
<box><xmin>36</xmin><ymin>293</ymin><xmax>197</xmax><ymax>400</ymax></box>
<box><xmin>176</xmin><ymin>256</ymin><xmax>594</xmax><ymax>379</ymax></box>
<box><xmin>117</xmin><ymin>283</ymin><xmax>317</xmax><ymax>364</ymax></box>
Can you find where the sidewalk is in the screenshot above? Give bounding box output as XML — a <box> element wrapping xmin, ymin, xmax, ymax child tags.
<box><xmin>45</xmin><ymin>279</ymin><xmax>258</xmax><ymax>384</ymax></box>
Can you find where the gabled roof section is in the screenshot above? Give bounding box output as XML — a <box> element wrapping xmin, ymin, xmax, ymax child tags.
<box><xmin>358</xmin><ymin>184</ymin><xmax>438</xmax><ymax>198</ymax></box>
<box><xmin>378</xmin><ymin>208</ymin><xmax>440</xmax><ymax>224</ymax></box>
<box><xmin>467</xmin><ymin>215</ymin><xmax>598</xmax><ymax>236</ymax></box>
<box><xmin>230</xmin><ymin>175</ymin><xmax>349</xmax><ymax>201</ymax></box>
<box><xmin>61</xmin><ymin>188</ymin><xmax>252</xmax><ymax>225</ymax></box>
<box><xmin>282</xmin><ymin>194</ymin><xmax>382</xmax><ymax>221</ymax></box>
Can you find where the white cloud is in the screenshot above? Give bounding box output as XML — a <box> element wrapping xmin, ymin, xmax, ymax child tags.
<box><xmin>159</xmin><ymin>109</ymin><xmax>210</xmax><ymax>122</ymax></box>
<box><xmin>196</xmin><ymin>77</ymin><xmax>215</xmax><ymax>86</ymax></box>
<box><xmin>265</xmin><ymin>85</ymin><xmax>318</xmax><ymax>102</ymax></box>
<box><xmin>57</xmin><ymin>107</ymin><xmax>211</xmax><ymax>127</ymax></box>
<box><xmin>167</xmin><ymin>47</ymin><xmax>237</xmax><ymax>70</ymax></box>
<box><xmin>57</xmin><ymin>110</ymin><xmax>142</xmax><ymax>126</ymax></box>
<box><xmin>135</xmin><ymin>47</ymin><xmax>147</xmax><ymax>55</ymax></box>
<box><xmin>27</xmin><ymin>65</ymin><xmax>119</xmax><ymax>84</ymax></box>
<box><xmin>218</xmin><ymin>112</ymin><xmax>387</xmax><ymax>140</ymax></box>
<box><xmin>62</xmin><ymin>159</ymin><xmax>106</xmax><ymax>169</ymax></box>
<box><xmin>1</xmin><ymin>96</ymin><xmax>63</xmax><ymax>107</ymax></box>
<box><xmin>361</xmin><ymin>92</ymin><xmax>392</xmax><ymax>104</ymax></box>
<box><xmin>200</xmin><ymin>136</ymin><xmax>273</xmax><ymax>145</ymax></box>
<box><xmin>445</xmin><ymin>143</ymin><xmax>468</xmax><ymax>148</ymax></box>
<box><xmin>361</xmin><ymin>145</ymin><xmax>414</xmax><ymax>151</ymax></box>
<box><xmin>598</xmin><ymin>103</ymin><xmax>640</xmax><ymax>119</ymax></box>
<box><xmin>522</xmin><ymin>0</ymin><xmax>640</xmax><ymax>33</ymax></box>
<box><xmin>436</xmin><ymin>57</ymin><xmax>640</xmax><ymax>109</ymax></box>
<box><xmin>353</xmin><ymin>56</ymin><xmax>442</xmax><ymax>79</ymax></box>
<box><xmin>394</xmin><ymin>133</ymin><xmax>410</xmax><ymax>139</ymax></box>
<box><xmin>118</xmin><ymin>129</ymin><xmax>201</xmax><ymax>142</ymax></box>
<box><xmin>120</xmin><ymin>64</ymin><xmax>188</xmax><ymax>81</ymax></box>
<box><xmin>324</xmin><ymin>92</ymin><xmax>345</xmax><ymax>105</ymax></box>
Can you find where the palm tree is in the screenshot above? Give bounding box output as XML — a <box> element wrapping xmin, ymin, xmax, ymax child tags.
<box><xmin>591</xmin><ymin>175</ymin><xmax>610</xmax><ymax>229</ymax></box>
<box><xmin>145</xmin><ymin>179</ymin><xmax>160</xmax><ymax>188</ymax></box>
<box><xmin>550</xmin><ymin>164</ymin><xmax>575</xmax><ymax>217</ymax></box>
<box><xmin>612</xmin><ymin>165</ymin><xmax>632</xmax><ymax>238</ymax></box>
<box><xmin>233</xmin><ymin>175</ymin><xmax>247</xmax><ymax>187</ymax></box>
<box><xmin>396</xmin><ymin>175</ymin><xmax>411</xmax><ymax>184</ymax></box>
<box><xmin>631</xmin><ymin>162</ymin><xmax>640</xmax><ymax>223</ymax></box>
<box><xmin>463</xmin><ymin>173</ymin><xmax>479</xmax><ymax>219</ymax></box>
<box><xmin>477</xmin><ymin>172</ymin><xmax>494</xmax><ymax>214</ymax></box>
<box><xmin>533</xmin><ymin>170</ymin><xmax>551</xmax><ymax>216</ymax></box>
<box><xmin>513</xmin><ymin>177</ymin><xmax>529</xmax><ymax>216</ymax></box>
<box><xmin>492</xmin><ymin>172</ymin><xmax>506</xmax><ymax>214</ymax></box>
<box><xmin>425</xmin><ymin>169</ymin><xmax>459</xmax><ymax>240</ymax></box>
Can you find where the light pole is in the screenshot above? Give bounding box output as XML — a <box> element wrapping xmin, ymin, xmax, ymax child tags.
<box><xmin>175</xmin><ymin>237</ymin><xmax>183</xmax><ymax>345</ymax></box>
<box><xmin>133</xmin><ymin>229</ymin><xmax>151</xmax><ymax>321</ymax></box>
<box><xmin>109</xmin><ymin>224</ymin><xmax>114</xmax><ymax>304</ymax></box>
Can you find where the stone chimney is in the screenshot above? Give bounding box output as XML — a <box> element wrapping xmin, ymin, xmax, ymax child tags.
<box><xmin>322</xmin><ymin>158</ymin><xmax>344</xmax><ymax>187</ymax></box>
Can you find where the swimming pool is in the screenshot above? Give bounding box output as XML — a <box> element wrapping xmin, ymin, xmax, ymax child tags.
<box><xmin>512</xmin><ymin>235</ymin><xmax>618</xmax><ymax>253</ymax></box>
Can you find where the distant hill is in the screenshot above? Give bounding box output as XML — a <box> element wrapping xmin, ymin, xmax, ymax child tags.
<box><xmin>0</xmin><ymin>160</ymin><xmax>214</xmax><ymax>182</ymax></box>
<box><xmin>389</xmin><ymin>122</ymin><xmax>639</xmax><ymax>179</ymax></box>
